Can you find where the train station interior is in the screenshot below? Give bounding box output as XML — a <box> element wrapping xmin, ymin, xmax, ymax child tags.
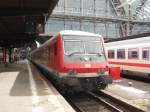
<box><xmin>0</xmin><ymin>0</ymin><xmax>150</xmax><ymax>112</ymax></box>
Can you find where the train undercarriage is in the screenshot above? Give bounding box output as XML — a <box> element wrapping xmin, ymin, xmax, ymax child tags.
<box><xmin>33</xmin><ymin>62</ymin><xmax>112</xmax><ymax>94</ymax></box>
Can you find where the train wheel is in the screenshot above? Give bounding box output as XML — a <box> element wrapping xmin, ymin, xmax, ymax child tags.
<box><xmin>97</xmin><ymin>76</ymin><xmax>112</xmax><ymax>89</ymax></box>
<box><xmin>99</xmin><ymin>83</ymin><xmax>107</xmax><ymax>89</ymax></box>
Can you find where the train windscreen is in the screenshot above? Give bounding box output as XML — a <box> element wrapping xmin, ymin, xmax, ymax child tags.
<box><xmin>62</xmin><ymin>35</ymin><xmax>106</xmax><ymax>63</ymax></box>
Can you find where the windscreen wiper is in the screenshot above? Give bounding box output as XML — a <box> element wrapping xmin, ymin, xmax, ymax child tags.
<box><xmin>87</xmin><ymin>52</ymin><xmax>103</xmax><ymax>56</ymax></box>
<box><xmin>66</xmin><ymin>51</ymin><xmax>83</xmax><ymax>56</ymax></box>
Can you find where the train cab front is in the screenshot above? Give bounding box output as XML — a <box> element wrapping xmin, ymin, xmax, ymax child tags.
<box><xmin>59</xmin><ymin>34</ymin><xmax>112</xmax><ymax>91</ymax></box>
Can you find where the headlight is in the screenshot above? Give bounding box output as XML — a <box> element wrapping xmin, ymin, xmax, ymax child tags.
<box><xmin>84</xmin><ymin>56</ymin><xmax>90</xmax><ymax>61</ymax></box>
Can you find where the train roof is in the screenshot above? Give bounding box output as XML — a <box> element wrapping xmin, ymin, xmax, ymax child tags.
<box><xmin>59</xmin><ymin>30</ymin><xmax>102</xmax><ymax>37</ymax></box>
<box><xmin>32</xmin><ymin>30</ymin><xmax>102</xmax><ymax>53</ymax></box>
<box><xmin>105</xmin><ymin>32</ymin><xmax>150</xmax><ymax>43</ymax></box>
<box><xmin>105</xmin><ymin>34</ymin><xmax>150</xmax><ymax>48</ymax></box>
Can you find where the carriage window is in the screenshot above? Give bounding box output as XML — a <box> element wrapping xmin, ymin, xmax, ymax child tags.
<box><xmin>117</xmin><ymin>49</ymin><xmax>125</xmax><ymax>59</ymax></box>
<box><xmin>142</xmin><ymin>48</ymin><xmax>149</xmax><ymax>60</ymax></box>
<box><xmin>128</xmin><ymin>49</ymin><xmax>139</xmax><ymax>59</ymax></box>
<box><xmin>108</xmin><ymin>50</ymin><xmax>114</xmax><ymax>59</ymax></box>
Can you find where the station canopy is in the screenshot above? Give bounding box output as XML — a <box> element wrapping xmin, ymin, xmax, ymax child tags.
<box><xmin>0</xmin><ymin>0</ymin><xmax>58</xmax><ymax>48</ymax></box>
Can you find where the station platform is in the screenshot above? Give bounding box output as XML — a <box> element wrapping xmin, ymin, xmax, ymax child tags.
<box><xmin>103</xmin><ymin>78</ymin><xmax>150</xmax><ymax>112</ymax></box>
<box><xmin>0</xmin><ymin>60</ymin><xmax>75</xmax><ymax>112</ymax></box>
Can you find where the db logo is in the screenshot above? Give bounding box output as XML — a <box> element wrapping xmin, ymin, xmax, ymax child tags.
<box><xmin>85</xmin><ymin>64</ymin><xmax>91</xmax><ymax>68</ymax></box>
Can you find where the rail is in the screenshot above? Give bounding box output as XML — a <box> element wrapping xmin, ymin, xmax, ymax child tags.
<box><xmin>65</xmin><ymin>91</ymin><xmax>146</xmax><ymax>112</ymax></box>
<box><xmin>88</xmin><ymin>91</ymin><xmax>123</xmax><ymax>112</ymax></box>
<box><xmin>88</xmin><ymin>91</ymin><xmax>145</xmax><ymax>112</ymax></box>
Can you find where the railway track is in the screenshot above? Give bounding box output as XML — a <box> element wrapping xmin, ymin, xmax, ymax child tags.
<box><xmin>65</xmin><ymin>92</ymin><xmax>114</xmax><ymax>112</ymax></box>
<box><xmin>65</xmin><ymin>91</ymin><xmax>145</xmax><ymax>112</ymax></box>
<box><xmin>88</xmin><ymin>91</ymin><xmax>124</xmax><ymax>112</ymax></box>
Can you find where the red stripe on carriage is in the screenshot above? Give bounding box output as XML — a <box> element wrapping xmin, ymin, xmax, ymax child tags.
<box><xmin>109</xmin><ymin>61</ymin><xmax>150</xmax><ymax>68</ymax></box>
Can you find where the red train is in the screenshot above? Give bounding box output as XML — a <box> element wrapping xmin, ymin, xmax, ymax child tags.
<box><xmin>31</xmin><ymin>30</ymin><xmax>112</xmax><ymax>92</ymax></box>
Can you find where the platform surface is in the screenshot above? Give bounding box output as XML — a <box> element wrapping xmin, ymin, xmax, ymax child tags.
<box><xmin>103</xmin><ymin>78</ymin><xmax>150</xmax><ymax>112</ymax></box>
<box><xmin>0</xmin><ymin>60</ymin><xmax>75</xmax><ymax>112</ymax></box>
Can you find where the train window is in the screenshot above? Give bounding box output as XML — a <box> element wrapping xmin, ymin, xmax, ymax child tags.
<box><xmin>85</xmin><ymin>41</ymin><xmax>103</xmax><ymax>54</ymax></box>
<box><xmin>42</xmin><ymin>48</ymin><xmax>50</xmax><ymax>60</ymax></box>
<box><xmin>36</xmin><ymin>51</ymin><xmax>40</xmax><ymax>59</ymax></box>
<box><xmin>54</xmin><ymin>43</ymin><xmax>57</xmax><ymax>56</ymax></box>
<box><xmin>63</xmin><ymin>40</ymin><xmax>84</xmax><ymax>55</ymax></box>
<box><xmin>117</xmin><ymin>49</ymin><xmax>125</xmax><ymax>59</ymax></box>
<box><xmin>128</xmin><ymin>49</ymin><xmax>139</xmax><ymax>59</ymax></box>
<box><xmin>108</xmin><ymin>50</ymin><xmax>114</xmax><ymax>59</ymax></box>
<box><xmin>142</xmin><ymin>48</ymin><xmax>149</xmax><ymax>60</ymax></box>
<box><xmin>48</xmin><ymin>48</ymin><xmax>50</xmax><ymax>57</ymax></box>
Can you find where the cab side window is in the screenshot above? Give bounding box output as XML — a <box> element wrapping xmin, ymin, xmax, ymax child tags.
<box><xmin>54</xmin><ymin>43</ymin><xmax>57</xmax><ymax>56</ymax></box>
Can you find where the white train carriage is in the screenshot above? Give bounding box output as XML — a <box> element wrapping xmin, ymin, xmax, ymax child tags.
<box><xmin>105</xmin><ymin>36</ymin><xmax>150</xmax><ymax>79</ymax></box>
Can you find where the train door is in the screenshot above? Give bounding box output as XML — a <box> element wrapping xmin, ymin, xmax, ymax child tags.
<box><xmin>49</xmin><ymin>40</ymin><xmax>58</xmax><ymax>70</ymax></box>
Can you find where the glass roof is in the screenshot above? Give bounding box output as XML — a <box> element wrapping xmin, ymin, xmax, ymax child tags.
<box><xmin>119</xmin><ymin>0</ymin><xmax>141</xmax><ymax>16</ymax></box>
<box><xmin>136</xmin><ymin>0</ymin><xmax>150</xmax><ymax>20</ymax></box>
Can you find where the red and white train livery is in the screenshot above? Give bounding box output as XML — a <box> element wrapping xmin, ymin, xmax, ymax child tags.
<box><xmin>31</xmin><ymin>30</ymin><xmax>112</xmax><ymax>92</ymax></box>
<box><xmin>105</xmin><ymin>36</ymin><xmax>150</xmax><ymax>80</ymax></box>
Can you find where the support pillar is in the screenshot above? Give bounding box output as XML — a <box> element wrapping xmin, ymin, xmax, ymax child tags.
<box><xmin>8</xmin><ymin>48</ymin><xmax>12</xmax><ymax>63</ymax></box>
<box><xmin>3</xmin><ymin>48</ymin><xmax>6</xmax><ymax>63</ymax></box>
